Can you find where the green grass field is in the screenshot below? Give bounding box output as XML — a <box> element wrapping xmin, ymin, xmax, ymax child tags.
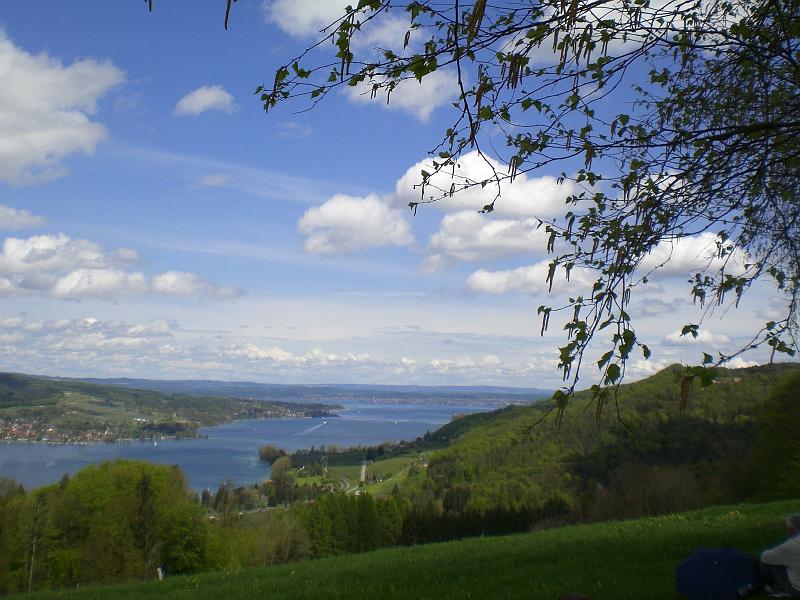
<box><xmin>19</xmin><ymin>499</ymin><xmax>798</xmax><ymax>600</ymax></box>
<box><xmin>293</xmin><ymin>474</ymin><xmax>326</xmax><ymax>486</ymax></box>
<box><xmin>293</xmin><ymin>454</ymin><xmax>422</xmax><ymax>494</ymax></box>
<box><xmin>364</xmin><ymin>456</ymin><xmax>418</xmax><ymax>479</ymax></box>
<box><xmin>327</xmin><ymin>464</ymin><xmax>361</xmax><ymax>481</ymax></box>
<box><xmin>360</xmin><ymin>455</ymin><xmax>420</xmax><ymax>495</ymax></box>
<box><xmin>361</xmin><ymin>472</ymin><xmax>407</xmax><ymax>495</ymax></box>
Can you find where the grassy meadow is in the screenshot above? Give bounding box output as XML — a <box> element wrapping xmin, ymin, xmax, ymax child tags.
<box><xmin>293</xmin><ymin>454</ymin><xmax>423</xmax><ymax>494</ymax></box>
<box><xmin>19</xmin><ymin>499</ymin><xmax>797</xmax><ymax>600</ymax></box>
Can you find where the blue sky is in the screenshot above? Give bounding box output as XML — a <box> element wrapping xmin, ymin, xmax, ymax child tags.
<box><xmin>0</xmin><ymin>1</ymin><xmax>787</xmax><ymax>387</ymax></box>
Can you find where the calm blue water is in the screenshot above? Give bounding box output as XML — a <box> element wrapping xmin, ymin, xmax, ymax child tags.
<box><xmin>0</xmin><ymin>401</ymin><xmax>490</xmax><ymax>492</ymax></box>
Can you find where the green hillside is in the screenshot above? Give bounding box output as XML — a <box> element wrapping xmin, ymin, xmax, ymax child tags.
<box><xmin>0</xmin><ymin>372</ymin><xmax>337</xmax><ymax>442</ymax></box>
<box><xmin>399</xmin><ymin>363</ymin><xmax>800</xmax><ymax>516</ymax></box>
<box><xmin>429</xmin><ymin>362</ymin><xmax>800</xmax><ymax>440</ymax></box>
<box><xmin>17</xmin><ymin>499</ymin><xmax>798</xmax><ymax>600</ymax></box>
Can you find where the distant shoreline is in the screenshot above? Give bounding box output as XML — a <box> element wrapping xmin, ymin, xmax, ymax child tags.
<box><xmin>1</xmin><ymin>411</ymin><xmax>343</xmax><ymax>445</ymax></box>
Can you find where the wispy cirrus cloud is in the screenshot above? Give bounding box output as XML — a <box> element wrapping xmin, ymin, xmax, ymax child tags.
<box><xmin>278</xmin><ymin>121</ymin><xmax>313</xmax><ymax>139</ymax></box>
<box><xmin>196</xmin><ymin>173</ymin><xmax>233</xmax><ymax>188</ymax></box>
<box><xmin>0</xmin><ymin>205</ymin><xmax>45</xmax><ymax>230</ymax></box>
<box><xmin>115</xmin><ymin>145</ymin><xmax>371</xmax><ymax>205</ymax></box>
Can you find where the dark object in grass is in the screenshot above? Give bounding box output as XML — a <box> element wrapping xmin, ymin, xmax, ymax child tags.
<box><xmin>676</xmin><ymin>547</ymin><xmax>762</xmax><ymax>600</ymax></box>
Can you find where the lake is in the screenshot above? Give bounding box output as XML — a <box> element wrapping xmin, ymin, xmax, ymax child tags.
<box><xmin>0</xmin><ymin>401</ymin><xmax>492</xmax><ymax>492</ymax></box>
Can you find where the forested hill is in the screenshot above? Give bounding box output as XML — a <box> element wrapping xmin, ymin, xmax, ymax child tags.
<box><xmin>0</xmin><ymin>372</ymin><xmax>337</xmax><ymax>442</ymax></box>
<box><xmin>402</xmin><ymin>362</ymin><xmax>800</xmax><ymax>517</ymax></box>
<box><xmin>425</xmin><ymin>362</ymin><xmax>798</xmax><ymax>441</ymax></box>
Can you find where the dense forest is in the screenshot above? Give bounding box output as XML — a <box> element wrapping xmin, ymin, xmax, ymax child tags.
<box><xmin>0</xmin><ymin>363</ymin><xmax>797</xmax><ymax>594</ymax></box>
<box><xmin>0</xmin><ymin>462</ymin><xmax>205</xmax><ymax>592</ymax></box>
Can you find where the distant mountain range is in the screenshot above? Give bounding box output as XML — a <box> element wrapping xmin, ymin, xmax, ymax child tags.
<box><xmin>54</xmin><ymin>377</ymin><xmax>552</xmax><ymax>405</ymax></box>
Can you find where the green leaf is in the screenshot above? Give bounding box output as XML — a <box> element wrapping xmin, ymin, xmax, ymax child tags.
<box><xmin>606</xmin><ymin>363</ymin><xmax>621</xmax><ymax>383</ymax></box>
<box><xmin>478</xmin><ymin>106</ymin><xmax>494</xmax><ymax>120</ymax></box>
<box><xmin>681</xmin><ymin>324</ymin><xmax>700</xmax><ymax>339</ymax></box>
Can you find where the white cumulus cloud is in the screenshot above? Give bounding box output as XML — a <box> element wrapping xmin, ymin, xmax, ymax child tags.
<box><xmin>724</xmin><ymin>357</ymin><xmax>758</xmax><ymax>369</ymax></box>
<box><xmin>261</xmin><ymin>0</ymin><xmax>348</xmax><ymax>37</ymax></box>
<box><xmin>347</xmin><ymin>69</ymin><xmax>459</xmax><ymax>122</ymax></box>
<box><xmin>396</xmin><ymin>151</ymin><xmax>576</xmax><ymax>218</ymax></box>
<box><xmin>262</xmin><ymin>0</ymin><xmax>448</xmax><ymax>122</ymax></box>
<box><xmin>428</xmin><ymin>211</ymin><xmax>547</xmax><ymax>263</ymax></box>
<box><xmin>231</xmin><ymin>343</ymin><xmax>297</xmax><ymax>362</ymax></box>
<box><xmin>224</xmin><ymin>343</ymin><xmax>375</xmax><ymax>368</ymax></box>
<box><xmin>298</xmin><ymin>194</ymin><xmax>414</xmax><ymax>255</ymax></box>
<box><xmin>640</xmin><ymin>232</ymin><xmax>747</xmax><ymax>278</ymax></box>
<box><xmin>0</xmin><ymin>205</ymin><xmax>45</xmax><ymax>230</ymax></box>
<box><xmin>174</xmin><ymin>85</ymin><xmax>235</xmax><ymax>116</ymax></box>
<box><xmin>466</xmin><ymin>259</ymin><xmax>595</xmax><ymax>295</ymax></box>
<box><xmin>266</xmin><ymin>0</ymin><xmax>412</xmax><ymax>47</ymax></box>
<box><xmin>0</xmin><ymin>233</ymin><xmax>138</xmax><ymax>278</ymax></box>
<box><xmin>51</xmin><ymin>268</ymin><xmax>148</xmax><ymax>298</ymax></box>
<box><xmin>0</xmin><ymin>30</ymin><xmax>124</xmax><ymax>184</ymax></box>
<box><xmin>0</xmin><ymin>233</ymin><xmax>241</xmax><ymax>300</ymax></box>
<box><xmin>629</xmin><ymin>359</ymin><xmax>671</xmax><ymax>377</ymax></box>
<box><xmin>664</xmin><ymin>328</ymin><xmax>732</xmax><ymax>346</ymax></box>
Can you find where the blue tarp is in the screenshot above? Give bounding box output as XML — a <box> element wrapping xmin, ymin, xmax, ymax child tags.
<box><xmin>676</xmin><ymin>547</ymin><xmax>762</xmax><ymax>600</ymax></box>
